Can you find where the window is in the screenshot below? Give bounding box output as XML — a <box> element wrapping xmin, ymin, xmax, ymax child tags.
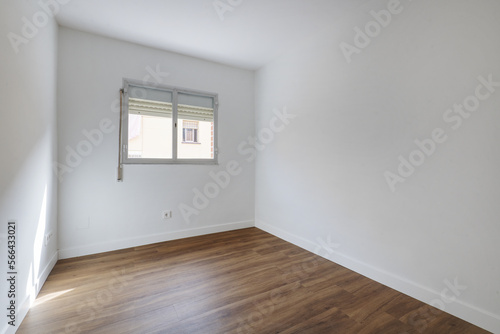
<box><xmin>182</xmin><ymin>121</ymin><xmax>199</xmax><ymax>143</ymax></box>
<box><xmin>121</xmin><ymin>80</ymin><xmax>218</xmax><ymax>164</ymax></box>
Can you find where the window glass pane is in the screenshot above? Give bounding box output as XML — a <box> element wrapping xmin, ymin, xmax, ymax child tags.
<box><xmin>129</xmin><ymin>85</ymin><xmax>172</xmax><ymax>103</ymax></box>
<box><xmin>127</xmin><ymin>86</ymin><xmax>173</xmax><ymax>159</ymax></box>
<box><xmin>128</xmin><ymin>114</ymin><xmax>172</xmax><ymax>159</ymax></box>
<box><xmin>178</xmin><ymin>93</ymin><xmax>213</xmax><ymax>109</ymax></box>
<box><xmin>177</xmin><ymin>92</ymin><xmax>214</xmax><ymax>159</ymax></box>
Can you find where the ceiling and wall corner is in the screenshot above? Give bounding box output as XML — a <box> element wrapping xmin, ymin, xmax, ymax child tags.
<box><xmin>53</xmin><ymin>0</ymin><xmax>370</xmax><ymax>70</ymax></box>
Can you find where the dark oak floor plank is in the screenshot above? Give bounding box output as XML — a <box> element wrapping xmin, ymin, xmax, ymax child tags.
<box><xmin>18</xmin><ymin>228</ymin><xmax>490</xmax><ymax>334</ymax></box>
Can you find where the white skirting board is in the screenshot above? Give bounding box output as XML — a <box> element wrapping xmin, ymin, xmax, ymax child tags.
<box><xmin>59</xmin><ymin>220</ymin><xmax>255</xmax><ymax>259</ymax></box>
<box><xmin>3</xmin><ymin>251</ymin><xmax>58</xmax><ymax>334</ymax></box>
<box><xmin>256</xmin><ymin>220</ymin><xmax>500</xmax><ymax>334</ymax></box>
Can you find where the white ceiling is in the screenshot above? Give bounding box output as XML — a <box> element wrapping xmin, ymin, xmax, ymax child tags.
<box><xmin>55</xmin><ymin>0</ymin><xmax>370</xmax><ymax>70</ymax></box>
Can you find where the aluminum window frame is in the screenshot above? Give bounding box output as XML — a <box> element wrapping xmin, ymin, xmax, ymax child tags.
<box><xmin>121</xmin><ymin>79</ymin><xmax>218</xmax><ymax>165</ymax></box>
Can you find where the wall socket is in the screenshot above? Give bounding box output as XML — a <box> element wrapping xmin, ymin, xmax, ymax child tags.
<box><xmin>45</xmin><ymin>232</ymin><xmax>54</xmax><ymax>246</ymax></box>
<box><xmin>162</xmin><ymin>210</ymin><xmax>172</xmax><ymax>220</ymax></box>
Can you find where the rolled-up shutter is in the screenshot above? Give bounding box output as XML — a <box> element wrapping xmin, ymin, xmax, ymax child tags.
<box><xmin>127</xmin><ymin>87</ymin><xmax>213</xmax><ymax>121</ymax></box>
<box><xmin>128</xmin><ymin>85</ymin><xmax>173</xmax><ymax>117</ymax></box>
<box><xmin>178</xmin><ymin>92</ymin><xmax>214</xmax><ymax>122</ymax></box>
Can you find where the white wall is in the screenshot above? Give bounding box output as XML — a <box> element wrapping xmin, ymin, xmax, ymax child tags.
<box><xmin>57</xmin><ymin>28</ymin><xmax>255</xmax><ymax>259</ymax></box>
<box><xmin>0</xmin><ymin>1</ymin><xmax>59</xmax><ymax>333</ymax></box>
<box><xmin>255</xmin><ymin>0</ymin><xmax>500</xmax><ymax>332</ymax></box>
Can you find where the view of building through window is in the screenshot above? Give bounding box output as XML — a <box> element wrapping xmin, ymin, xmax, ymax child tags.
<box><xmin>177</xmin><ymin>117</ymin><xmax>213</xmax><ymax>159</ymax></box>
<box><xmin>182</xmin><ymin>120</ymin><xmax>198</xmax><ymax>143</ymax></box>
<box><xmin>128</xmin><ymin>112</ymin><xmax>172</xmax><ymax>159</ymax></box>
<box><xmin>124</xmin><ymin>84</ymin><xmax>216</xmax><ymax>162</ymax></box>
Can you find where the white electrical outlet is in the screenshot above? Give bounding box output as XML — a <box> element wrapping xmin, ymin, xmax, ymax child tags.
<box><xmin>162</xmin><ymin>210</ymin><xmax>172</xmax><ymax>220</ymax></box>
<box><xmin>44</xmin><ymin>232</ymin><xmax>54</xmax><ymax>246</ymax></box>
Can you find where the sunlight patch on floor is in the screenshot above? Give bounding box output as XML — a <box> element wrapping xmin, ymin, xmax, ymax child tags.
<box><xmin>32</xmin><ymin>289</ymin><xmax>74</xmax><ymax>308</ymax></box>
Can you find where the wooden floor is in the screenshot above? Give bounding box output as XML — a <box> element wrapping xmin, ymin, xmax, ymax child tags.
<box><xmin>18</xmin><ymin>228</ymin><xmax>489</xmax><ymax>334</ymax></box>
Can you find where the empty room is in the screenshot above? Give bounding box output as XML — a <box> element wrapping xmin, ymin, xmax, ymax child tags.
<box><xmin>1</xmin><ymin>0</ymin><xmax>499</xmax><ymax>333</ymax></box>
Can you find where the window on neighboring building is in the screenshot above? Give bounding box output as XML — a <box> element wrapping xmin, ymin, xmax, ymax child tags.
<box><xmin>121</xmin><ymin>80</ymin><xmax>218</xmax><ymax>164</ymax></box>
<box><xmin>182</xmin><ymin>120</ymin><xmax>199</xmax><ymax>143</ymax></box>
